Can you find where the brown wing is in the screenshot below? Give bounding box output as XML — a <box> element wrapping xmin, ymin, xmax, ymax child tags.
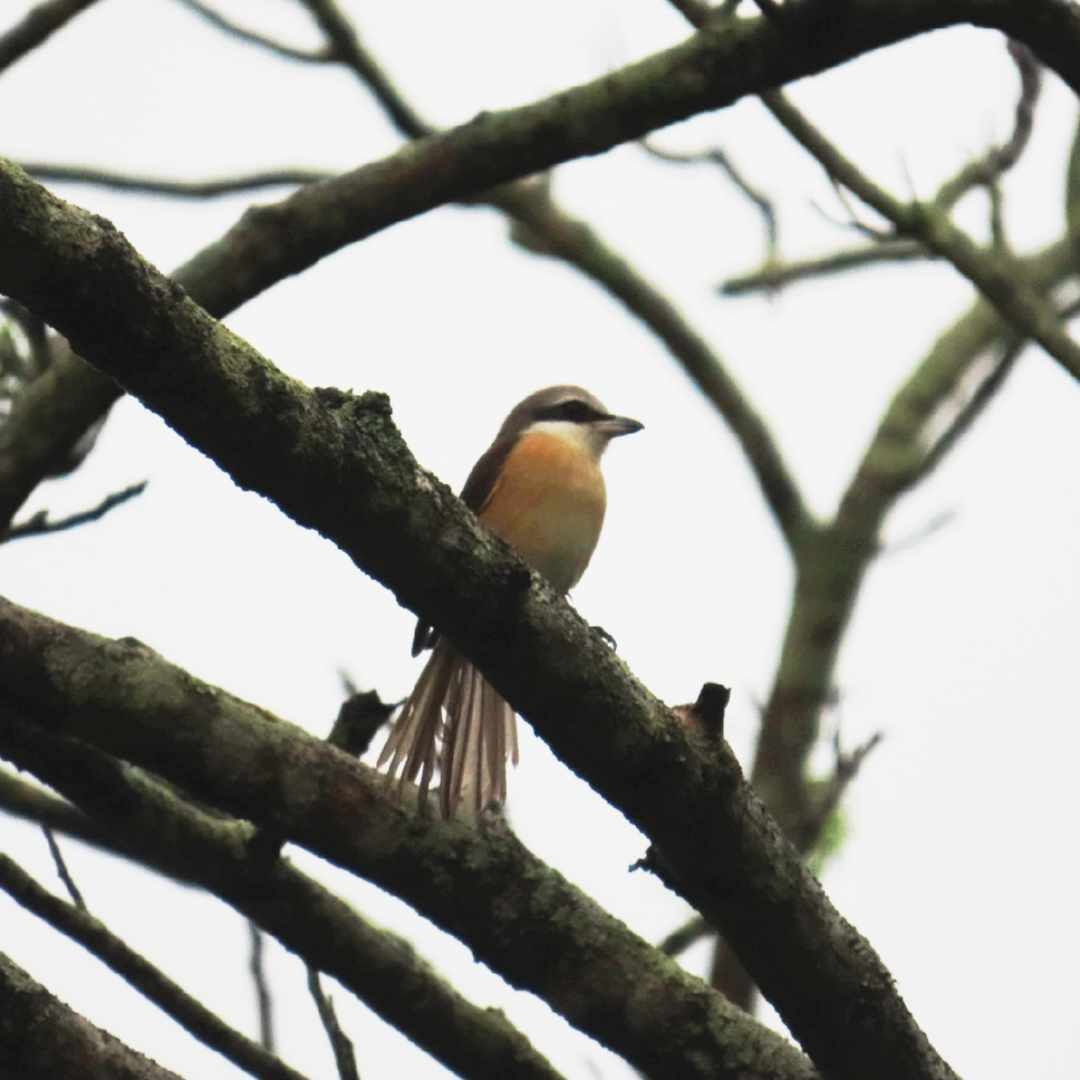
<box><xmin>411</xmin><ymin>435</ymin><xmax>520</xmax><ymax>655</ymax></box>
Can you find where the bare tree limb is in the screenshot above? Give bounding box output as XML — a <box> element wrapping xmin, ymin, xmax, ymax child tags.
<box><xmin>0</xmin><ymin>949</ymin><xmax>185</xmax><ymax>1080</ymax></box>
<box><xmin>3</xmin><ymin>480</ymin><xmax>146</xmax><ymax>543</ymax></box>
<box><xmin>171</xmin><ymin>0</ymin><xmax>331</xmax><ymax>63</ymax></box>
<box><xmin>0</xmin><ymin>0</ymin><xmax>101</xmax><ymax>74</ymax></box>
<box><xmin>0</xmin><ymin>854</ymin><xmax>306</xmax><ymax>1080</ymax></box>
<box><xmin>0</xmin><ymin>682</ymin><xmax>813</xmax><ymax>1080</ymax></box>
<box><xmin>0</xmin><ymin>756</ymin><xmax>565</xmax><ymax>1080</ymax></box>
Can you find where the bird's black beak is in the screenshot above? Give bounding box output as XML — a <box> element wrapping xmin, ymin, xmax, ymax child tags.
<box><xmin>600</xmin><ymin>415</ymin><xmax>644</xmax><ymax>437</ymax></box>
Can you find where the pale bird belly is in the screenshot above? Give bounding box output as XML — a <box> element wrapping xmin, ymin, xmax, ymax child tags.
<box><xmin>480</xmin><ymin>434</ymin><xmax>607</xmax><ymax>593</ymax></box>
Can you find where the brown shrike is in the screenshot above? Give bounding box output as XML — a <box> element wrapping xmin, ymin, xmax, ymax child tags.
<box><xmin>378</xmin><ymin>385</ymin><xmax>643</xmax><ymax>818</ymax></box>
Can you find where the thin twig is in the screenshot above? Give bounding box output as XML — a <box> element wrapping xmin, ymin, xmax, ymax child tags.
<box><xmin>643</xmin><ymin>139</ymin><xmax>778</xmax><ymax>263</ymax></box>
<box><xmin>659</xmin><ymin>916</ymin><xmax>712</xmax><ymax>957</ymax></box>
<box><xmin>0</xmin><ymin>854</ymin><xmax>306</xmax><ymax>1080</ymax></box>
<box><xmin>296</xmin><ymin>0</ymin><xmax>430</xmax><ymax>137</ymax></box>
<box><xmin>720</xmin><ymin>239</ymin><xmax>926</xmax><ymax>296</ymax></box>
<box><xmin>23</xmin><ymin>163</ymin><xmax>332</xmax><ymax>199</ymax></box>
<box><xmin>307</xmin><ymin>967</ymin><xmax>361</xmax><ymax>1080</ymax></box>
<box><xmin>802</xmin><ymin>732</ymin><xmax>884</xmax><ymax>853</ymax></box>
<box><xmin>0</xmin><ymin>0</ymin><xmax>100</xmax><ymax>74</ymax></box>
<box><xmin>718</xmin><ymin>39</ymin><xmax>1037</xmax><ymax>299</ymax></box>
<box><xmin>880</xmin><ymin>509</ymin><xmax>958</xmax><ymax>556</ymax></box>
<box><xmin>935</xmin><ymin>41</ymin><xmax>1042</xmax><ymax>211</ymax></box>
<box><xmin>248</xmin><ymin>921</ymin><xmax>276</xmax><ymax>1053</ymax></box>
<box><xmin>905</xmin><ymin>292</ymin><xmax>1080</xmax><ymax>491</ymax></box>
<box><xmin>41</xmin><ymin>825</ymin><xmax>87</xmax><ymax>911</ymax></box>
<box><xmin>171</xmin><ymin>0</ymin><xmax>332</xmax><ymax>63</ymax></box>
<box><xmin>4</xmin><ymin>480</ymin><xmax>146</xmax><ymax>543</ymax></box>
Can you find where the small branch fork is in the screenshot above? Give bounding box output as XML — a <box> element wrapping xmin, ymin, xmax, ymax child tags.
<box><xmin>3</xmin><ymin>480</ymin><xmax>147</xmax><ymax>543</ymax></box>
<box><xmin>721</xmin><ymin>40</ymin><xmax>1045</xmax><ymax>297</ymax></box>
<box><xmin>171</xmin><ymin>0</ymin><xmax>332</xmax><ymax>63</ymax></box>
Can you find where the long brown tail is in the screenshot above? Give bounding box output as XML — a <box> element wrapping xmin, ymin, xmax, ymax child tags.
<box><xmin>378</xmin><ymin>639</ymin><xmax>518</xmax><ymax>818</ymax></box>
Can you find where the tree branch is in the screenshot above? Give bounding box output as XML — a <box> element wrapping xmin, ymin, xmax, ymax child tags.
<box><xmin>762</xmin><ymin>89</ymin><xmax>1080</xmax><ymax>381</ymax></box>
<box><xmin>0</xmin><ymin>949</ymin><xmax>184</xmax><ymax>1080</ymax></box>
<box><xmin>0</xmin><ymin>854</ymin><xmax>306</xmax><ymax>1080</ymax></box>
<box><xmin>935</xmin><ymin>41</ymin><xmax>1042</xmax><ymax>210</ymax></box>
<box><xmin>0</xmin><ymin>682</ymin><xmax>813</xmax><ymax>1080</ymax></box>
<box><xmin>0</xmin><ymin>0</ymin><xmax>100</xmax><ymax>74</ymax></box>
<box><xmin>296</xmin><ymin>0</ymin><xmax>430</xmax><ymax>138</ymax></box>
<box><xmin>0</xmin><ymin>745</ymin><xmax>563</xmax><ymax>1080</ymax></box>
<box><xmin>171</xmin><ymin>0</ymin><xmax>331</xmax><ymax>63</ymax></box>
<box><xmin>659</xmin><ymin>915</ymin><xmax>712</xmax><ymax>957</ymax></box>
<box><xmin>720</xmin><ymin>39</ymin><xmax>1040</xmax><ymax>298</ymax></box>
<box><xmin>720</xmin><ymin>240</ymin><xmax>928</xmax><ymax>296</ymax></box>
<box><xmin>751</xmin><ymin>237</ymin><xmax>1075</xmax><ymax>843</ymax></box>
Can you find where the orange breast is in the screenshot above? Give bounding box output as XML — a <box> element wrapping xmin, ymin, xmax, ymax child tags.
<box><xmin>479</xmin><ymin>432</ymin><xmax>606</xmax><ymax>593</ymax></box>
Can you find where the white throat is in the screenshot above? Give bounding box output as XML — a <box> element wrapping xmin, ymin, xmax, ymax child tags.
<box><xmin>527</xmin><ymin>419</ymin><xmax>609</xmax><ymax>460</ymax></box>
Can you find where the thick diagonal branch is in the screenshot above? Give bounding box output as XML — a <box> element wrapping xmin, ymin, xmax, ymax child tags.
<box><xmin>0</xmin><ymin>854</ymin><xmax>307</xmax><ymax>1080</ymax></box>
<box><xmin>0</xmin><ymin>950</ymin><xmax>183</xmax><ymax>1080</ymax></box>
<box><xmin>0</xmin><ymin>641</ymin><xmax>816</xmax><ymax>1080</ymax></box>
<box><xmin>0</xmin><ymin>748</ymin><xmax>561</xmax><ymax>1080</ymax></box>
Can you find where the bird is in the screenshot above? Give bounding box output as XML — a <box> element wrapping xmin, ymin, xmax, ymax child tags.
<box><xmin>378</xmin><ymin>385</ymin><xmax>643</xmax><ymax>819</ymax></box>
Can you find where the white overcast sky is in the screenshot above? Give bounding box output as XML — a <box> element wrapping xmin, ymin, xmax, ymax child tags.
<box><xmin>2</xmin><ymin>2</ymin><xmax>1079</xmax><ymax>1078</ymax></box>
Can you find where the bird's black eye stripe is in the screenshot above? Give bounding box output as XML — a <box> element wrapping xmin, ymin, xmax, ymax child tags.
<box><xmin>534</xmin><ymin>399</ymin><xmax>607</xmax><ymax>423</ymax></box>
